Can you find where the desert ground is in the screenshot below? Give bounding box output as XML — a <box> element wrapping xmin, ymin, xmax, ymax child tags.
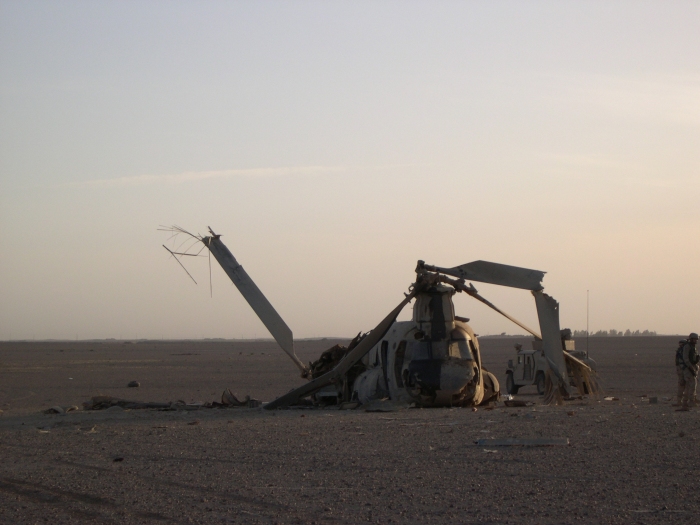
<box><xmin>1</xmin><ymin>335</ymin><xmax>699</xmax><ymax>524</ymax></box>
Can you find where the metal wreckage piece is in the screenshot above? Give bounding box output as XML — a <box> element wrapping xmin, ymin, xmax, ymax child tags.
<box><xmin>162</xmin><ymin>226</ymin><xmax>599</xmax><ymax>409</ymax></box>
<box><xmin>81</xmin><ymin>390</ymin><xmax>262</xmax><ymax>412</ymax></box>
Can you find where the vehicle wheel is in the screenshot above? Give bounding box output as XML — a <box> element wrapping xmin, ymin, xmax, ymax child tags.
<box><xmin>506</xmin><ymin>373</ymin><xmax>519</xmax><ymax>395</ymax></box>
<box><xmin>536</xmin><ymin>373</ymin><xmax>546</xmax><ymax>395</ymax></box>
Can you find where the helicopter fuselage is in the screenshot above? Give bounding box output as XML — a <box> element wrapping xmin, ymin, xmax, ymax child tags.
<box><xmin>348</xmin><ymin>285</ymin><xmax>499</xmax><ymax>407</ymax></box>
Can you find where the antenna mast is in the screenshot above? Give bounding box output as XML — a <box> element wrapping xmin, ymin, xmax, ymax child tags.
<box><xmin>586</xmin><ymin>289</ymin><xmax>589</xmax><ymax>357</ymax></box>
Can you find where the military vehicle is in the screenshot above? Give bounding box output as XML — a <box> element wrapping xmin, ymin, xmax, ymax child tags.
<box><xmin>505</xmin><ymin>330</ymin><xmax>597</xmax><ymax>395</ymax></box>
<box><xmin>162</xmin><ymin>226</ymin><xmax>597</xmax><ymax>407</ymax></box>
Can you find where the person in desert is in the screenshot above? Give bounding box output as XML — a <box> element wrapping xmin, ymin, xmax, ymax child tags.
<box><xmin>676</xmin><ymin>333</ymin><xmax>699</xmax><ymax>410</ymax></box>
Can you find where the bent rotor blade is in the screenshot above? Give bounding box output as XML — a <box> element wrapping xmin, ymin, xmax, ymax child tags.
<box><xmin>432</xmin><ymin>261</ymin><xmax>545</xmax><ymax>291</ymax></box>
<box><xmin>264</xmin><ymin>292</ymin><xmax>416</xmax><ymax>410</ymax></box>
<box><xmin>532</xmin><ymin>290</ymin><xmax>570</xmax><ymax>396</ymax></box>
<box><xmin>463</xmin><ymin>287</ymin><xmax>542</xmax><ymax>340</ymax></box>
<box><xmin>203</xmin><ymin>235</ymin><xmax>309</xmax><ymax>377</ymax></box>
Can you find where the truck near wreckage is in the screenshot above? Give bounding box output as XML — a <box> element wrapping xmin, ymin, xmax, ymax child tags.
<box><xmin>505</xmin><ymin>332</ymin><xmax>597</xmax><ymax>396</ymax></box>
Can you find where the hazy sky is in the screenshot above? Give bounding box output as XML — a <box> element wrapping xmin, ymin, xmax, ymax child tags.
<box><xmin>1</xmin><ymin>1</ymin><xmax>698</xmax><ymax>341</ymax></box>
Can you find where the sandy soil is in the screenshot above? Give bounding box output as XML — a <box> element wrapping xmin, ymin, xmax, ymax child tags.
<box><xmin>1</xmin><ymin>336</ymin><xmax>699</xmax><ymax>524</ymax></box>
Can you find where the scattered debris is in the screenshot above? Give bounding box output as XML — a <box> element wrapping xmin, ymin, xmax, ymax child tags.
<box><xmin>187</xmin><ymin>420</ymin><xmax>200</xmax><ymax>426</ymax></box>
<box><xmin>567</xmin><ymin>411</ymin><xmax>576</xmax><ymax>416</ymax></box>
<box><xmin>43</xmin><ymin>405</ymin><xmax>79</xmax><ymax>414</ymax></box>
<box><xmin>113</xmin><ymin>457</ymin><xmax>124</xmax><ymax>462</ymax></box>
<box><xmin>364</xmin><ymin>400</ymin><xmax>410</xmax><ymax>413</ymax></box>
<box><xmin>221</xmin><ymin>389</ymin><xmax>245</xmax><ymax>406</ymax></box>
<box><xmin>476</xmin><ymin>438</ymin><xmax>569</xmax><ymax>447</ymax></box>
<box><xmin>38</xmin><ymin>429</ymin><xmax>50</xmax><ymax>434</ymax></box>
<box><xmin>604</xmin><ymin>396</ymin><xmax>620</xmax><ymax>401</ymax></box>
<box><xmin>80</xmin><ymin>393</ymin><xmax>261</xmax><ymax>411</ymax></box>
<box><xmin>127</xmin><ymin>381</ymin><xmax>140</xmax><ymax>388</ymax></box>
<box><xmin>218</xmin><ymin>389</ymin><xmax>261</xmax><ymax>408</ymax></box>
<box><xmin>504</xmin><ymin>400</ymin><xmax>531</xmax><ymax>407</ymax></box>
<box><xmin>83</xmin><ymin>396</ymin><xmax>172</xmax><ymax>410</ymax></box>
<box><xmin>309</xmin><ymin>340</ymin><xmax>362</xmax><ymax>379</ymax></box>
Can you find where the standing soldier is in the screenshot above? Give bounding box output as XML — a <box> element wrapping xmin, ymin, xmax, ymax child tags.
<box><xmin>676</xmin><ymin>333</ymin><xmax>699</xmax><ymax>411</ymax></box>
<box><xmin>675</xmin><ymin>339</ymin><xmax>688</xmax><ymax>406</ymax></box>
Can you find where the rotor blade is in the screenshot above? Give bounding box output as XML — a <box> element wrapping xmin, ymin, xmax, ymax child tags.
<box><xmin>532</xmin><ymin>290</ymin><xmax>570</xmax><ymax>396</ymax></box>
<box><xmin>462</xmin><ymin>286</ymin><xmax>542</xmax><ymax>339</ymax></box>
<box><xmin>203</xmin><ymin>235</ymin><xmax>309</xmax><ymax>377</ymax></box>
<box><xmin>563</xmin><ymin>351</ymin><xmax>591</xmax><ymax>372</ymax></box>
<box><xmin>428</xmin><ymin>261</ymin><xmax>545</xmax><ymax>291</ymax></box>
<box><xmin>264</xmin><ymin>292</ymin><xmax>416</xmax><ymax>410</ymax></box>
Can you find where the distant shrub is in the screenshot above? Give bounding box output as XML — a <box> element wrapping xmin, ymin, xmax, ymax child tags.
<box><xmin>572</xmin><ymin>329</ymin><xmax>656</xmax><ymax>337</ymax></box>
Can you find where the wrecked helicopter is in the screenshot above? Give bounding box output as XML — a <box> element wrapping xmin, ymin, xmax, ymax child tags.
<box><xmin>162</xmin><ymin>226</ymin><xmax>597</xmax><ymax>408</ymax></box>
